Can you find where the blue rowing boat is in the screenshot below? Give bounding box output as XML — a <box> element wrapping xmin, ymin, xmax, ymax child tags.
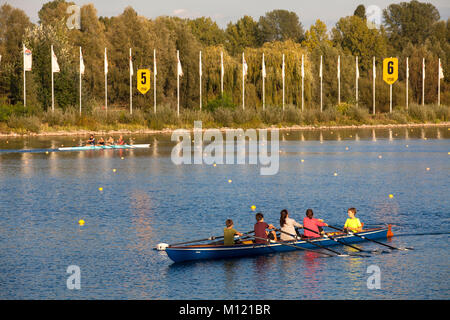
<box><xmin>58</xmin><ymin>144</ymin><xmax>150</xmax><ymax>151</ymax></box>
<box><xmin>163</xmin><ymin>227</ymin><xmax>389</xmax><ymax>263</ymax></box>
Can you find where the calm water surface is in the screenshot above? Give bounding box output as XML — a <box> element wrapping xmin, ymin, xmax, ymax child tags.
<box><xmin>0</xmin><ymin>127</ymin><xmax>449</xmax><ymax>299</ymax></box>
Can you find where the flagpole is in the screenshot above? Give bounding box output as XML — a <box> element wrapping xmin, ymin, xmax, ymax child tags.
<box><xmin>221</xmin><ymin>51</ymin><xmax>224</xmax><ymax>96</ymax></box>
<box><xmin>242</xmin><ymin>52</ymin><xmax>245</xmax><ymax>110</ymax></box>
<box><xmin>355</xmin><ymin>56</ymin><xmax>359</xmax><ymax>108</ymax></box>
<box><xmin>80</xmin><ymin>47</ymin><xmax>82</xmax><ymax>115</ymax></box>
<box><xmin>262</xmin><ymin>53</ymin><xmax>265</xmax><ymax>110</ymax></box>
<box><xmin>320</xmin><ymin>55</ymin><xmax>323</xmax><ymax>112</ymax></box>
<box><xmin>373</xmin><ymin>56</ymin><xmax>376</xmax><ymax>115</ymax></box>
<box><xmin>199</xmin><ymin>51</ymin><xmax>202</xmax><ymax>110</ymax></box>
<box><xmin>23</xmin><ymin>44</ymin><xmax>26</xmax><ymax>107</ymax></box>
<box><xmin>282</xmin><ymin>54</ymin><xmax>285</xmax><ymax>111</ymax></box>
<box><xmin>154</xmin><ymin>49</ymin><xmax>156</xmax><ymax>113</ymax></box>
<box><xmin>390</xmin><ymin>84</ymin><xmax>393</xmax><ymax>113</ymax></box>
<box><xmin>301</xmin><ymin>54</ymin><xmax>304</xmax><ymax>112</ymax></box>
<box><xmin>105</xmin><ymin>47</ymin><xmax>108</xmax><ymax>114</ymax></box>
<box><xmin>129</xmin><ymin>48</ymin><xmax>132</xmax><ymax>115</ymax></box>
<box><xmin>438</xmin><ymin>58</ymin><xmax>441</xmax><ymax>106</ymax></box>
<box><xmin>422</xmin><ymin>58</ymin><xmax>425</xmax><ymax>106</ymax></box>
<box><xmin>338</xmin><ymin>56</ymin><xmax>341</xmax><ymax>105</ymax></box>
<box><xmin>51</xmin><ymin>45</ymin><xmax>54</xmax><ymax>113</ymax></box>
<box><xmin>177</xmin><ymin>50</ymin><xmax>180</xmax><ymax>117</ymax></box>
<box><xmin>406</xmin><ymin>57</ymin><xmax>409</xmax><ymax>110</ymax></box>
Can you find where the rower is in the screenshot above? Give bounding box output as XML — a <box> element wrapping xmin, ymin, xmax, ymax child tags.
<box><xmin>87</xmin><ymin>134</ymin><xmax>96</xmax><ymax>145</ymax></box>
<box><xmin>343</xmin><ymin>208</ymin><xmax>363</xmax><ymax>233</ymax></box>
<box><xmin>223</xmin><ymin>219</ymin><xmax>243</xmax><ymax>246</ymax></box>
<box><xmin>279</xmin><ymin>209</ymin><xmax>303</xmax><ymax>241</ymax></box>
<box><xmin>117</xmin><ymin>135</ymin><xmax>125</xmax><ymax>145</ymax></box>
<box><xmin>254</xmin><ymin>213</ymin><xmax>277</xmax><ymax>244</ymax></box>
<box><xmin>302</xmin><ymin>209</ymin><xmax>328</xmax><ymax>238</ymax></box>
<box><xmin>98</xmin><ymin>137</ymin><xmax>105</xmax><ymax>146</ymax></box>
<box><xmin>106</xmin><ymin>136</ymin><xmax>115</xmax><ymax>146</ymax></box>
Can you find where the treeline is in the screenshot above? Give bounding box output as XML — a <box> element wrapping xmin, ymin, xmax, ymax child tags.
<box><xmin>0</xmin><ymin>0</ymin><xmax>448</xmax><ymax>114</ymax></box>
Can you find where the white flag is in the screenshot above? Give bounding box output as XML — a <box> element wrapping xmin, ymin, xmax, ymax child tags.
<box><xmin>177</xmin><ymin>55</ymin><xmax>183</xmax><ymax>77</ymax></box>
<box><xmin>422</xmin><ymin>58</ymin><xmax>425</xmax><ymax>80</ymax></box>
<box><xmin>356</xmin><ymin>56</ymin><xmax>359</xmax><ymax>79</ymax></box>
<box><xmin>406</xmin><ymin>57</ymin><xmax>409</xmax><ymax>79</ymax></box>
<box><xmin>23</xmin><ymin>45</ymin><xmax>32</xmax><ymax>71</ymax></box>
<box><xmin>51</xmin><ymin>46</ymin><xmax>60</xmax><ymax>73</ymax></box>
<box><xmin>199</xmin><ymin>51</ymin><xmax>202</xmax><ymax>77</ymax></box>
<box><xmin>262</xmin><ymin>54</ymin><xmax>266</xmax><ymax>78</ymax></box>
<box><xmin>439</xmin><ymin>58</ymin><xmax>444</xmax><ymax>80</ymax></box>
<box><xmin>319</xmin><ymin>55</ymin><xmax>323</xmax><ymax>78</ymax></box>
<box><xmin>282</xmin><ymin>54</ymin><xmax>285</xmax><ymax>80</ymax></box>
<box><xmin>373</xmin><ymin>57</ymin><xmax>376</xmax><ymax>79</ymax></box>
<box><xmin>154</xmin><ymin>50</ymin><xmax>157</xmax><ymax>76</ymax></box>
<box><xmin>243</xmin><ymin>55</ymin><xmax>248</xmax><ymax>77</ymax></box>
<box><xmin>221</xmin><ymin>51</ymin><xmax>224</xmax><ymax>78</ymax></box>
<box><xmin>338</xmin><ymin>56</ymin><xmax>341</xmax><ymax>78</ymax></box>
<box><xmin>80</xmin><ymin>47</ymin><xmax>85</xmax><ymax>75</ymax></box>
<box><xmin>104</xmin><ymin>48</ymin><xmax>108</xmax><ymax>75</ymax></box>
<box><xmin>129</xmin><ymin>49</ymin><xmax>133</xmax><ymax>76</ymax></box>
<box><xmin>301</xmin><ymin>55</ymin><xmax>304</xmax><ymax>78</ymax></box>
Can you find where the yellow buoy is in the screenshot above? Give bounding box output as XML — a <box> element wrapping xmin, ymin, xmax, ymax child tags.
<box><xmin>251</xmin><ymin>205</ymin><xmax>256</xmax><ymax>211</ymax></box>
<box><xmin>426</xmin><ymin>168</ymin><xmax>430</xmax><ymax>171</ymax></box>
<box><xmin>45</xmin><ymin>151</ymin><xmax>49</xmax><ymax>154</ymax></box>
<box><xmin>78</xmin><ymin>219</ymin><xmax>85</xmax><ymax>226</ymax></box>
<box><xmin>213</xmin><ymin>163</ymin><xmax>217</xmax><ymax>167</ymax></box>
<box><xmin>228</xmin><ymin>179</ymin><xmax>232</xmax><ymax>183</ymax></box>
<box><xmin>301</xmin><ymin>159</ymin><xmax>305</xmax><ymax>163</ymax></box>
<box><xmin>389</xmin><ymin>194</ymin><xmax>394</xmax><ymax>199</ymax></box>
<box><xmin>113</xmin><ymin>169</ymin><xmax>117</xmax><ymax>173</ymax></box>
<box><xmin>98</xmin><ymin>187</ymin><xmax>103</xmax><ymax>192</ymax></box>
<box><xmin>334</xmin><ymin>172</ymin><xmax>338</xmax><ymax>176</ymax></box>
<box><xmin>406</xmin><ymin>145</ymin><xmax>409</xmax><ymax>148</ymax></box>
<box><xmin>121</xmin><ymin>157</ymin><xmax>124</xmax><ymax>160</ymax></box>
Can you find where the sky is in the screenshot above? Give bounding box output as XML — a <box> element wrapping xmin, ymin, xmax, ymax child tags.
<box><xmin>3</xmin><ymin>0</ymin><xmax>450</xmax><ymax>29</ymax></box>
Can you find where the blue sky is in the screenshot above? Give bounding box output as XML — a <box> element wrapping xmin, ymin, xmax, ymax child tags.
<box><xmin>3</xmin><ymin>0</ymin><xmax>450</xmax><ymax>29</ymax></box>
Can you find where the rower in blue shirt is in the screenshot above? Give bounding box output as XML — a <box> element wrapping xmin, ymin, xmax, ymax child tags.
<box><xmin>87</xmin><ymin>134</ymin><xmax>96</xmax><ymax>145</ymax></box>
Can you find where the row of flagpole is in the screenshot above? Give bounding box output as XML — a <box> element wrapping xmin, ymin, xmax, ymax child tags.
<box><xmin>20</xmin><ymin>45</ymin><xmax>445</xmax><ymax>115</ymax></box>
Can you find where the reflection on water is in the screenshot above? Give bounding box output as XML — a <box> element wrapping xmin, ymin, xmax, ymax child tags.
<box><xmin>0</xmin><ymin>127</ymin><xmax>449</xmax><ymax>299</ymax></box>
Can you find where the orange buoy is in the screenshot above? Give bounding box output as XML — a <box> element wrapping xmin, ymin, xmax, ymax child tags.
<box><xmin>387</xmin><ymin>224</ymin><xmax>394</xmax><ymax>238</ymax></box>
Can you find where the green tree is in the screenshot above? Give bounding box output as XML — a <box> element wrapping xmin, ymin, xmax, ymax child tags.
<box><xmin>303</xmin><ymin>19</ymin><xmax>331</xmax><ymax>50</ymax></box>
<box><xmin>383</xmin><ymin>0</ymin><xmax>440</xmax><ymax>51</ymax></box>
<box><xmin>354</xmin><ymin>5</ymin><xmax>366</xmax><ymax>20</ymax></box>
<box><xmin>258</xmin><ymin>10</ymin><xmax>304</xmax><ymax>44</ymax></box>
<box><xmin>225</xmin><ymin>16</ymin><xmax>259</xmax><ymax>56</ymax></box>
<box><xmin>188</xmin><ymin>17</ymin><xmax>226</xmax><ymax>47</ymax></box>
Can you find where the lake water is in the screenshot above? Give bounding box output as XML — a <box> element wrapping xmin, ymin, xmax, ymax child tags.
<box><xmin>0</xmin><ymin>126</ymin><xmax>449</xmax><ymax>299</ymax></box>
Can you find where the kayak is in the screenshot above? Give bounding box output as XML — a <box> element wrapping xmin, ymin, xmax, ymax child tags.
<box><xmin>58</xmin><ymin>144</ymin><xmax>150</xmax><ymax>151</ymax></box>
<box><xmin>163</xmin><ymin>227</ymin><xmax>389</xmax><ymax>263</ymax></box>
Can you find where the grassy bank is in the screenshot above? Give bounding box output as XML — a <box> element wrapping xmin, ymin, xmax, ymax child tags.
<box><xmin>0</xmin><ymin>101</ymin><xmax>449</xmax><ymax>135</ymax></box>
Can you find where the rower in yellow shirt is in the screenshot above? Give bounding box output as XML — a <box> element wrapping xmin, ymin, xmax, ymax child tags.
<box><xmin>343</xmin><ymin>208</ymin><xmax>363</xmax><ymax>233</ymax></box>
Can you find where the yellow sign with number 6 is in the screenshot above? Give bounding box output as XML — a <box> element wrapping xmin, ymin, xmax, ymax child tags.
<box><xmin>137</xmin><ymin>69</ymin><xmax>151</xmax><ymax>94</ymax></box>
<box><xmin>383</xmin><ymin>58</ymin><xmax>398</xmax><ymax>85</ymax></box>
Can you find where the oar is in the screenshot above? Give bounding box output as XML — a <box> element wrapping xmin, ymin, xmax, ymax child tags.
<box><xmin>327</xmin><ymin>225</ymin><xmax>413</xmax><ymax>251</ymax></box>
<box><xmin>274</xmin><ymin>228</ymin><xmax>350</xmax><ymax>257</ymax></box>
<box><xmin>167</xmin><ymin>230</ymin><xmax>255</xmax><ymax>247</ymax></box>
<box><xmin>248</xmin><ymin>235</ymin><xmax>335</xmax><ymax>257</ymax></box>
<box><xmin>302</xmin><ymin>226</ymin><xmax>370</xmax><ymax>254</ymax></box>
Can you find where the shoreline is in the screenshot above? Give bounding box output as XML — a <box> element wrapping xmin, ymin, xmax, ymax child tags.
<box><xmin>0</xmin><ymin>122</ymin><xmax>449</xmax><ymax>137</ymax></box>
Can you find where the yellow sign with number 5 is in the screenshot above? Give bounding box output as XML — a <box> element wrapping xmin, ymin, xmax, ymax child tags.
<box><xmin>383</xmin><ymin>58</ymin><xmax>398</xmax><ymax>85</ymax></box>
<box><xmin>137</xmin><ymin>69</ymin><xmax>151</xmax><ymax>94</ymax></box>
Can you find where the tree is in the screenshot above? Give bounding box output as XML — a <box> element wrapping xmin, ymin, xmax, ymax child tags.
<box><xmin>332</xmin><ymin>15</ymin><xmax>387</xmax><ymax>71</ymax></box>
<box><xmin>188</xmin><ymin>17</ymin><xmax>226</xmax><ymax>47</ymax></box>
<box><xmin>303</xmin><ymin>19</ymin><xmax>331</xmax><ymax>50</ymax></box>
<box><xmin>383</xmin><ymin>0</ymin><xmax>440</xmax><ymax>51</ymax></box>
<box><xmin>225</xmin><ymin>16</ymin><xmax>259</xmax><ymax>56</ymax></box>
<box><xmin>354</xmin><ymin>5</ymin><xmax>366</xmax><ymax>20</ymax></box>
<box><xmin>258</xmin><ymin>10</ymin><xmax>304</xmax><ymax>44</ymax></box>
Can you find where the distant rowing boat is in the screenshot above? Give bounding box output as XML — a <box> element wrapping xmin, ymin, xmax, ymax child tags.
<box><xmin>58</xmin><ymin>144</ymin><xmax>150</xmax><ymax>151</ymax></box>
<box><xmin>162</xmin><ymin>227</ymin><xmax>389</xmax><ymax>263</ymax></box>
